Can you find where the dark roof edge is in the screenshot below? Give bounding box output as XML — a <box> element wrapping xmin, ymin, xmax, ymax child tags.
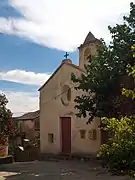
<box><xmin>16</xmin><ymin>116</ymin><xmax>39</xmax><ymax>121</ymax></box>
<box><xmin>14</xmin><ymin>110</ymin><xmax>40</xmax><ymax>121</ymax></box>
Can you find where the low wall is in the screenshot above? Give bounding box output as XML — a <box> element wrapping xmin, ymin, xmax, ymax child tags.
<box><xmin>0</xmin><ymin>145</ymin><xmax>8</xmax><ymax>157</ymax></box>
<box><xmin>14</xmin><ymin>147</ymin><xmax>40</xmax><ymax>162</ymax></box>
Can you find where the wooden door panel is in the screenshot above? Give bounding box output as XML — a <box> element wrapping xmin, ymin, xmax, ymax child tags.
<box><xmin>61</xmin><ymin>117</ymin><xmax>71</xmax><ymax>153</ymax></box>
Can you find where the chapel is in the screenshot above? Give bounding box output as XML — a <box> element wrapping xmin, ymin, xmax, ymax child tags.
<box><xmin>39</xmin><ymin>32</ymin><xmax>102</xmax><ymax>154</ymax></box>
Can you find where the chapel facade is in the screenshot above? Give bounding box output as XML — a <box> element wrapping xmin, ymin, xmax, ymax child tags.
<box><xmin>39</xmin><ymin>32</ymin><xmax>102</xmax><ymax>154</ymax></box>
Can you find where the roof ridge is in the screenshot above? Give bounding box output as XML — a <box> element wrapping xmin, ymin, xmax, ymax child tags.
<box><xmin>81</xmin><ymin>31</ymin><xmax>100</xmax><ymax>47</ymax></box>
<box><xmin>39</xmin><ymin>61</ymin><xmax>84</xmax><ymax>91</ymax></box>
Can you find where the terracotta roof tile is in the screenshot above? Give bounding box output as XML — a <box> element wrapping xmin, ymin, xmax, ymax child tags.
<box><xmin>15</xmin><ymin>110</ymin><xmax>39</xmax><ymax>120</ymax></box>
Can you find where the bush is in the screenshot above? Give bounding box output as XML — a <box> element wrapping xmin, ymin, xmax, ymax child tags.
<box><xmin>98</xmin><ymin>116</ymin><xmax>135</xmax><ymax>172</ymax></box>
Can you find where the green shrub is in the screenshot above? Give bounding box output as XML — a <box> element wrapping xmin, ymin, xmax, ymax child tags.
<box><xmin>98</xmin><ymin>116</ymin><xmax>135</xmax><ymax>171</ymax></box>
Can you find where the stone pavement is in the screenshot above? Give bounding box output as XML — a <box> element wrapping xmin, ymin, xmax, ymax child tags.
<box><xmin>0</xmin><ymin>160</ymin><xmax>131</xmax><ymax>180</ymax></box>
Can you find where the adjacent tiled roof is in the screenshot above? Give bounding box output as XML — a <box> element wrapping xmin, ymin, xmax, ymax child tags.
<box><xmin>15</xmin><ymin>110</ymin><xmax>39</xmax><ymax>121</ymax></box>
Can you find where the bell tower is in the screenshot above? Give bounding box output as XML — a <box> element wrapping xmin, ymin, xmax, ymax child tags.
<box><xmin>78</xmin><ymin>32</ymin><xmax>101</xmax><ymax>69</ymax></box>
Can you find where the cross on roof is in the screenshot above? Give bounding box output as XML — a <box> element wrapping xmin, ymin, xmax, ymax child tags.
<box><xmin>64</xmin><ymin>52</ymin><xmax>69</xmax><ymax>59</ymax></box>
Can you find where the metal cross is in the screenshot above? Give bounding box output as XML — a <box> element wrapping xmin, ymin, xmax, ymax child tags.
<box><xmin>64</xmin><ymin>52</ymin><xmax>69</xmax><ymax>59</ymax></box>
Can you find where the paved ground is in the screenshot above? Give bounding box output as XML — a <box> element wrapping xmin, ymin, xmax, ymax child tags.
<box><xmin>0</xmin><ymin>160</ymin><xmax>131</xmax><ymax>180</ymax></box>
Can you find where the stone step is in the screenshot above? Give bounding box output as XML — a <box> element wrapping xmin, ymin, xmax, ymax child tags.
<box><xmin>39</xmin><ymin>153</ymin><xmax>100</xmax><ymax>162</ymax></box>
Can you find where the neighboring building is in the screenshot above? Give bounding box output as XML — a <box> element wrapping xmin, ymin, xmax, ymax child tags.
<box><xmin>15</xmin><ymin>110</ymin><xmax>40</xmax><ymax>141</ymax></box>
<box><xmin>39</xmin><ymin>32</ymin><xmax>102</xmax><ymax>155</ymax></box>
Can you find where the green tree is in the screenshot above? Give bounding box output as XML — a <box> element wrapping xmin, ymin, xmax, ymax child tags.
<box><xmin>0</xmin><ymin>94</ymin><xmax>12</xmax><ymax>145</ymax></box>
<box><xmin>122</xmin><ymin>45</ymin><xmax>135</xmax><ymax>99</ymax></box>
<box><xmin>72</xmin><ymin>2</ymin><xmax>135</xmax><ymax>123</ymax></box>
<box><xmin>98</xmin><ymin>47</ymin><xmax>135</xmax><ymax>176</ymax></box>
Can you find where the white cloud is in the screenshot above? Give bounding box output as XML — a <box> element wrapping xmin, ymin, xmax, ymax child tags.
<box><xmin>0</xmin><ymin>90</ymin><xmax>39</xmax><ymax>117</ymax></box>
<box><xmin>0</xmin><ymin>69</ymin><xmax>51</xmax><ymax>85</ymax></box>
<box><xmin>0</xmin><ymin>0</ymin><xmax>131</xmax><ymax>51</ymax></box>
<box><xmin>0</xmin><ymin>69</ymin><xmax>51</xmax><ymax>116</ymax></box>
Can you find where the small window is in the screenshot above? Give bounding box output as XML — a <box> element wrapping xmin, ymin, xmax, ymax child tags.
<box><xmin>88</xmin><ymin>129</ymin><xmax>97</xmax><ymax>140</ymax></box>
<box><xmin>48</xmin><ymin>133</ymin><xmax>54</xmax><ymax>143</ymax></box>
<box><xmin>80</xmin><ymin>130</ymin><xmax>86</xmax><ymax>139</ymax></box>
<box><xmin>87</xmin><ymin>54</ymin><xmax>92</xmax><ymax>61</ymax></box>
<box><xmin>67</xmin><ymin>88</ymin><xmax>71</xmax><ymax>101</ymax></box>
<box><xmin>93</xmin><ymin>129</ymin><xmax>97</xmax><ymax>140</ymax></box>
<box><xmin>88</xmin><ymin>130</ymin><xmax>93</xmax><ymax>140</ymax></box>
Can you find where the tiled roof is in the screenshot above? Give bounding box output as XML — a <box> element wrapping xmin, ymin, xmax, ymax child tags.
<box><xmin>15</xmin><ymin>110</ymin><xmax>39</xmax><ymax>121</ymax></box>
<box><xmin>79</xmin><ymin>32</ymin><xmax>101</xmax><ymax>48</ymax></box>
<box><xmin>83</xmin><ymin>32</ymin><xmax>97</xmax><ymax>44</ymax></box>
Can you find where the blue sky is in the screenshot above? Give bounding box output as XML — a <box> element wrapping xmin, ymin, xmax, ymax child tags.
<box><xmin>0</xmin><ymin>0</ymin><xmax>131</xmax><ymax>116</ymax></box>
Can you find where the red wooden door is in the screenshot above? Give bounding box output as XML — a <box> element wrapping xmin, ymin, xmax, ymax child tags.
<box><xmin>61</xmin><ymin>117</ymin><xmax>71</xmax><ymax>153</ymax></box>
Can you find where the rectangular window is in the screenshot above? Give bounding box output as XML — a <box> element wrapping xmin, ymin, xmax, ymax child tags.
<box><xmin>48</xmin><ymin>133</ymin><xmax>54</xmax><ymax>143</ymax></box>
<box><xmin>80</xmin><ymin>129</ymin><xmax>86</xmax><ymax>139</ymax></box>
<box><xmin>88</xmin><ymin>130</ymin><xmax>93</xmax><ymax>140</ymax></box>
<box><xmin>93</xmin><ymin>129</ymin><xmax>97</xmax><ymax>140</ymax></box>
<box><xmin>88</xmin><ymin>129</ymin><xmax>97</xmax><ymax>140</ymax></box>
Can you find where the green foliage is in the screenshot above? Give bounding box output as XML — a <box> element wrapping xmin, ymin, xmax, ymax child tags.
<box><xmin>98</xmin><ymin>45</ymin><xmax>135</xmax><ymax>176</ymax></box>
<box><xmin>0</xmin><ymin>94</ymin><xmax>11</xmax><ymax>136</ymax></box>
<box><xmin>72</xmin><ymin>2</ymin><xmax>135</xmax><ymax>123</ymax></box>
<box><xmin>132</xmin><ymin>44</ymin><xmax>135</xmax><ymax>57</ymax></box>
<box><xmin>98</xmin><ymin>116</ymin><xmax>135</xmax><ymax>171</ymax></box>
<box><xmin>122</xmin><ymin>46</ymin><xmax>135</xmax><ymax>99</ymax></box>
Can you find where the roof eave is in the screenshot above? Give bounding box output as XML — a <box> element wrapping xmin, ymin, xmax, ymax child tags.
<box><xmin>38</xmin><ymin>62</ymin><xmax>84</xmax><ymax>91</ymax></box>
